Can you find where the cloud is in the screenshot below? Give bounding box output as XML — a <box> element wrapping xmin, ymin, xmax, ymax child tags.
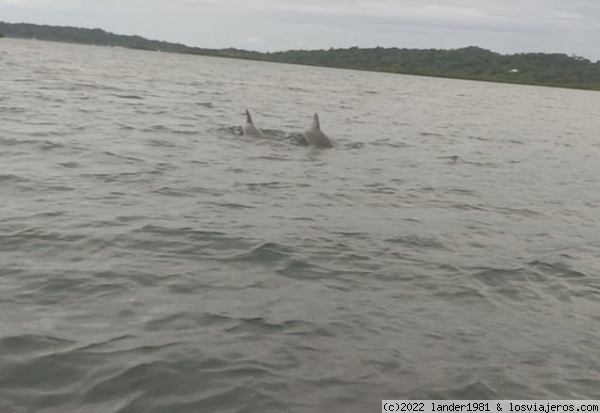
<box><xmin>0</xmin><ymin>0</ymin><xmax>78</xmax><ymax>8</ymax></box>
<box><xmin>1</xmin><ymin>0</ymin><xmax>599</xmax><ymax>59</ymax></box>
<box><xmin>262</xmin><ymin>0</ymin><xmax>591</xmax><ymax>32</ymax></box>
<box><xmin>245</xmin><ymin>36</ymin><xmax>261</xmax><ymax>46</ymax></box>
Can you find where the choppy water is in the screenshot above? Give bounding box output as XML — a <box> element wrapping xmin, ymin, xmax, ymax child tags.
<box><xmin>1</xmin><ymin>38</ymin><xmax>600</xmax><ymax>412</ymax></box>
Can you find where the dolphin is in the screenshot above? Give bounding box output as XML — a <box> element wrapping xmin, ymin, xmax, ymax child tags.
<box><xmin>303</xmin><ymin>113</ymin><xmax>333</xmax><ymax>149</ymax></box>
<box><xmin>242</xmin><ymin>109</ymin><xmax>264</xmax><ymax>138</ymax></box>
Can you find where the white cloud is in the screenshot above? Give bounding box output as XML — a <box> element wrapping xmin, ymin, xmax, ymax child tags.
<box><xmin>0</xmin><ymin>0</ymin><xmax>77</xmax><ymax>8</ymax></box>
<box><xmin>1</xmin><ymin>0</ymin><xmax>599</xmax><ymax>59</ymax></box>
<box><xmin>245</xmin><ymin>36</ymin><xmax>261</xmax><ymax>46</ymax></box>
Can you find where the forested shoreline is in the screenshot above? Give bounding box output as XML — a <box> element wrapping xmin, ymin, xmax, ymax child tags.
<box><xmin>1</xmin><ymin>21</ymin><xmax>598</xmax><ymax>91</ymax></box>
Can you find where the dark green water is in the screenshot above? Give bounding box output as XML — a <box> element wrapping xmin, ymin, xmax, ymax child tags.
<box><xmin>1</xmin><ymin>39</ymin><xmax>599</xmax><ymax>413</ymax></box>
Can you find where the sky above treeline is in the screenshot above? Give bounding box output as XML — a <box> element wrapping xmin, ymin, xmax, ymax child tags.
<box><xmin>1</xmin><ymin>0</ymin><xmax>598</xmax><ymax>60</ymax></box>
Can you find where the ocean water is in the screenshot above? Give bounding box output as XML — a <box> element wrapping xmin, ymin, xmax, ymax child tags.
<box><xmin>1</xmin><ymin>38</ymin><xmax>600</xmax><ymax>413</ymax></box>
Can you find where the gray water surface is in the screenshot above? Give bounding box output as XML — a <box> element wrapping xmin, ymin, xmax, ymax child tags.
<box><xmin>1</xmin><ymin>39</ymin><xmax>600</xmax><ymax>413</ymax></box>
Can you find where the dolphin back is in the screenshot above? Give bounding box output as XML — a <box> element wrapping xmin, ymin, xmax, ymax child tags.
<box><xmin>304</xmin><ymin>113</ymin><xmax>333</xmax><ymax>149</ymax></box>
<box><xmin>242</xmin><ymin>109</ymin><xmax>264</xmax><ymax>137</ymax></box>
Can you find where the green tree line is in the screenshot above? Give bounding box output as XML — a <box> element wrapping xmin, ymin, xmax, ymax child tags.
<box><xmin>1</xmin><ymin>22</ymin><xmax>598</xmax><ymax>90</ymax></box>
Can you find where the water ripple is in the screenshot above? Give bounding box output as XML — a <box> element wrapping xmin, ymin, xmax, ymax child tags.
<box><xmin>1</xmin><ymin>39</ymin><xmax>600</xmax><ymax>412</ymax></box>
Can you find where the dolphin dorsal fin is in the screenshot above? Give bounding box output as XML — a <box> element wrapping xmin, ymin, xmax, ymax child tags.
<box><xmin>245</xmin><ymin>109</ymin><xmax>253</xmax><ymax>125</ymax></box>
<box><xmin>312</xmin><ymin>113</ymin><xmax>320</xmax><ymax>130</ymax></box>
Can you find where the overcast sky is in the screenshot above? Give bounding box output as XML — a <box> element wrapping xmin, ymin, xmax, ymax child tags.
<box><xmin>1</xmin><ymin>0</ymin><xmax>599</xmax><ymax>60</ymax></box>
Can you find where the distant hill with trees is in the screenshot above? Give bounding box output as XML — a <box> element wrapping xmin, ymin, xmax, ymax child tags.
<box><xmin>1</xmin><ymin>21</ymin><xmax>598</xmax><ymax>91</ymax></box>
